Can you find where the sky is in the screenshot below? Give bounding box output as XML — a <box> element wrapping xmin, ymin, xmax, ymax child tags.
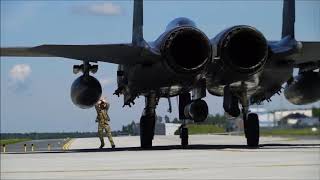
<box><xmin>1</xmin><ymin>0</ymin><xmax>320</xmax><ymax>133</ymax></box>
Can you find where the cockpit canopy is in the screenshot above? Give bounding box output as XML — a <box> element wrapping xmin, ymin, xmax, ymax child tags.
<box><xmin>166</xmin><ymin>17</ymin><xmax>196</xmax><ymax>31</ymax></box>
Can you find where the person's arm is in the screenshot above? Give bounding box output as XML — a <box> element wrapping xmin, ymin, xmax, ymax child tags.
<box><xmin>95</xmin><ymin>104</ymin><xmax>100</xmax><ymax>122</ymax></box>
<box><xmin>105</xmin><ymin>102</ymin><xmax>110</xmax><ymax>111</ymax></box>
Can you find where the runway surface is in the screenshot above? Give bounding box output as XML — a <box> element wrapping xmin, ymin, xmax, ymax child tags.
<box><xmin>1</xmin><ymin>139</ymin><xmax>69</xmax><ymax>153</ymax></box>
<box><xmin>1</xmin><ymin>135</ymin><xmax>319</xmax><ymax>179</ymax></box>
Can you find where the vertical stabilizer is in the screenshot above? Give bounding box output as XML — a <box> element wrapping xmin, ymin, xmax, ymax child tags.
<box><xmin>132</xmin><ymin>0</ymin><xmax>144</xmax><ymax>46</ymax></box>
<box><xmin>282</xmin><ymin>0</ymin><xmax>295</xmax><ymax>38</ymax></box>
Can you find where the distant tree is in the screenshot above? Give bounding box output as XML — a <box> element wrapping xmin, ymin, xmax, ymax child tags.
<box><xmin>157</xmin><ymin>116</ymin><xmax>163</xmax><ymax>123</ymax></box>
<box><xmin>205</xmin><ymin>114</ymin><xmax>227</xmax><ymax>128</ymax></box>
<box><xmin>164</xmin><ymin>115</ymin><xmax>170</xmax><ymax>123</ymax></box>
<box><xmin>122</xmin><ymin>125</ymin><xmax>128</xmax><ymax>133</ymax></box>
<box><xmin>121</xmin><ymin>121</ymin><xmax>137</xmax><ymax>135</ymax></box>
<box><xmin>312</xmin><ymin>107</ymin><xmax>320</xmax><ymax>118</ymax></box>
<box><xmin>131</xmin><ymin>120</ymin><xmax>136</xmax><ymax>126</ymax></box>
<box><xmin>172</xmin><ymin>117</ymin><xmax>181</xmax><ymax>123</ymax></box>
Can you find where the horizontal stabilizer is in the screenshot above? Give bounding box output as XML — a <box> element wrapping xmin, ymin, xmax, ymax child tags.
<box><xmin>1</xmin><ymin>47</ymin><xmax>53</xmax><ymax>57</ymax></box>
<box><xmin>1</xmin><ymin>44</ymin><xmax>159</xmax><ymax>65</ymax></box>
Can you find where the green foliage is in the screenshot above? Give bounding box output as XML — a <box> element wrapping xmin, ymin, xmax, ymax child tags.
<box><xmin>157</xmin><ymin>116</ymin><xmax>163</xmax><ymax>123</ymax></box>
<box><xmin>164</xmin><ymin>115</ymin><xmax>170</xmax><ymax>123</ymax></box>
<box><xmin>0</xmin><ymin>138</ymin><xmax>31</xmax><ymax>146</ymax></box>
<box><xmin>261</xmin><ymin>128</ymin><xmax>320</xmax><ymax>136</ymax></box>
<box><xmin>0</xmin><ymin>132</ymin><xmax>109</xmax><ymax>140</ymax></box>
<box><xmin>188</xmin><ymin>124</ymin><xmax>225</xmax><ymax>134</ymax></box>
<box><xmin>312</xmin><ymin>107</ymin><xmax>320</xmax><ymax>118</ymax></box>
<box><xmin>171</xmin><ymin>117</ymin><xmax>181</xmax><ymax>124</ymax></box>
<box><xmin>205</xmin><ymin>114</ymin><xmax>227</xmax><ymax>128</ymax></box>
<box><xmin>175</xmin><ymin>124</ymin><xmax>225</xmax><ymax>135</ymax></box>
<box><xmin>121</xmin><ymin>121</ymin><xmax>137</xmax><ymax>135</ymax></box>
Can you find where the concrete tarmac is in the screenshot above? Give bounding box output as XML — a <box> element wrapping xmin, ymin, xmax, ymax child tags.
<box><xmin>1</xmin><ymin>135</ymin><xmax>319</xmax><ymax>179</ymax></box>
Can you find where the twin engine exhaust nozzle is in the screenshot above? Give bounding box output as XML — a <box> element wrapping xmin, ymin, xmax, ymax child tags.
<box><xmin>161</xmin><ymin>27</ymin><xmax>212</xmax><ymax>73</ymax></box>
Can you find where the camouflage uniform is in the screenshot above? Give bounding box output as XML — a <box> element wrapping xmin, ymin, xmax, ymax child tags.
<box><xmin>95</xmin><ymin>100</ymin><xmax>115</xmax><ymax>148</ymax></box>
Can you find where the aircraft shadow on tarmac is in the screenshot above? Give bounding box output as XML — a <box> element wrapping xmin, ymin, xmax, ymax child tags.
<box><xmin>4</xmin><ymin>143</ymin><xmax>320</xmax><ymax>154</ymax></box>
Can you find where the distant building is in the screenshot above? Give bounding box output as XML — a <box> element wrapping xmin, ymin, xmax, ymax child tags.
<box><xmin>279</xmin><ymin>113</ymin><xmax>319</xmax><ymax>127</ymax></box>
<box><xmin>273</xmin><ymin>109</ymin><xmax>312</xmax><ymax>121</ymax></box>
<box><xmin>251</xmin><ymin>108</ymin><xmax>314</xmax><ymax>127</ymax></box>
<box><xmin>250</xmin><ymin>108</ymin><xmax>275</xmax><ymax>127</ymax></box>
<box><xmin>298</xmin><ymin>117</ymin><xmax>320</xmax><ymax>127</ymax></box>
<box><xmin>164</xmin><ymin>123</ymin><xmax>181</xmax><ymax>135</ymax></box>
<box><xmin>227</xmin><ymin>108</ymin><xmax>316</xmax><ymax>130</ymax></box>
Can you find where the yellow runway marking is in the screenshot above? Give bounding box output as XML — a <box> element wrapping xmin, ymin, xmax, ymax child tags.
<box><xmin>62</xmin><ymin>139</ymin><xmax>74</xmax><ymax>150</ymax></box>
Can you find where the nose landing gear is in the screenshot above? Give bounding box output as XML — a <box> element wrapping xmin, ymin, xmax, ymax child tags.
<box><xmin>178</xmin><ymin>93</ymin><xmax>191</xmax><ymax>148</ymax></box>
<box><xmin>179</xmin><ymin>122</ymin><xmax>189</xmax><ymax>148</ymax></box>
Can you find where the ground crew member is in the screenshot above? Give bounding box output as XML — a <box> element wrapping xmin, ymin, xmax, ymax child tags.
<box><xmin>95</xmin><ymin>97</ymin><xmax>115</xmax><ymax>149</ymax></box>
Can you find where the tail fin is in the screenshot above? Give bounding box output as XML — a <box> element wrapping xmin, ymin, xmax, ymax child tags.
<box><xmin>132</xmin><ymin>0</ymin><xmax>144</xmax><ymax>46</ymax></box>
<box><xmin>282</xmin><ymin>0</ymin><xmax>295</xmax><ymax>38</ymax></box>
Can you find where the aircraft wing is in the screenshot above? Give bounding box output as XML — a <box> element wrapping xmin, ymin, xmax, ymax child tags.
<box><xmin>0</xmin><ymin>44</ymin><xmax>160</xmax><ymax>65</ymax></box>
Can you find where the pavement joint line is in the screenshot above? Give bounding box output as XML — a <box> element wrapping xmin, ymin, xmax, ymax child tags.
<box><xmin>2</xmin><ymin>167</ymin><xmax>189</xmax><ymax>174</ymax></box>
<box><xmin>3</xmin><ymin>163</ymin><xmax>319</xmax><ymax>174</ymax></box>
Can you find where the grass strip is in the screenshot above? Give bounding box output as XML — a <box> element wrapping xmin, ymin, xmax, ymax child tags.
<box><xmin>0</xmin><ymin>138</ymin><xmax>31</xmax><ymax>146</ymax></box>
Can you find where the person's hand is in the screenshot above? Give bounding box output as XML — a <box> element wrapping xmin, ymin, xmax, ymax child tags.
<box><xmin>100</xmin><ymin>103</ymin><xmax>106</xmax><ymax>109</ymax></box>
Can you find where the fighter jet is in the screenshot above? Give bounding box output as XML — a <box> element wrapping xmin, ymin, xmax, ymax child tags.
<box><xmin>1</xmin><ymin>0</ymin><xmax>319</xmax><ymax>148</ymax></box>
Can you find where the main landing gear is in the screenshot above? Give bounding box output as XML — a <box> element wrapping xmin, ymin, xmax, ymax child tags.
<box><xmin>223</xmin><ymin>85</ymin><xmax>260</xmax><ymax>148</ymax></box>
<box><xmin>140</xmin><ymin>93</ymin><xmax>158</xmax><ymax>148</ymax></box>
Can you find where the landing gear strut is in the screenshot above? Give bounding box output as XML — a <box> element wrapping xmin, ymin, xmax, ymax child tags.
<box><xmin>239</xmin><ymin>89</ymin><xmax>260</xmax><ymax>148</ymax></box>
<box><xmin>140</xmin><ymin>93</ymin><xmax>157</xmax><ymax>148</ymax></box>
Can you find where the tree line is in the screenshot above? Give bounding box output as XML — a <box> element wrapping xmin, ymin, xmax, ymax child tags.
<box><xmin>3</xmin><ymin>108</ymin><xmax>317</xmax><ymax>139</ymax></box>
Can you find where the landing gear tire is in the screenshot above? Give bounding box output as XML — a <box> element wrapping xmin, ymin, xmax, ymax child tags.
<box><xmin>180</xmin><ymin>126</ymin><xmax>188</xmax><ymax>148</ymax></box>
<box><xmin>244</xmin><ymin>113</ymin><xmax>260</xmax><ymax>148</ymax></box>
<box><xmin>140</xmin><ymin>114</ymin><xmax>155</xmax><ymax>149</ymax></box>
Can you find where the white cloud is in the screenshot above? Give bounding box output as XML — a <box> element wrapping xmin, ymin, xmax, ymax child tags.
<box><xmin>9</xmin><ymin>64</ymin><xmax>32</xmax><ymax>81</ymax></box>
<box><xmin>74</xmin><ymin>3</ymin><xmax>122</xmax><ymax>16</ymax></box>
<box><xmin>3</xmin><ymin>3</ymin><xmax>43</xmax><ymax>30</ymax></box>
<box><xmin>99</xmin><ymin>77</ymin><xmax>114</xmax><ymax>87</ymax></box>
